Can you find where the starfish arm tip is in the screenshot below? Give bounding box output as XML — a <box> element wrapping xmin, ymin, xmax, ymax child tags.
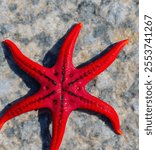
<box><xmin>2</xmin><ymin>39</ymin><xmax>17</xmax><ymax>50</ymax></box>
<box><xmin>3</xmin><ymin>39</ymin><xmax>12</xmax><ymax>44</ymax></box>
<box><xmin>116</xmin><ymin>129</ymin><xmax>123</xmax><ymax>135</ymax></box>
<box><xmin>77</xmin><ymin>22</ymin><xmax>83</xmax><ymax>28</ymax></box>
<box><xmin>2</xmin><ymin>39</ymin><xmax>8</xmax><ymax>46</ymax></box>
<box><xmin>117</xmin><ymin>39</ymin><xmax>129</xmax><ymax>48</ymax></box>
<box><xmin>122</xmin><ymin>39</ymin><xmax>129</xmax><ymax>45</ymax></box>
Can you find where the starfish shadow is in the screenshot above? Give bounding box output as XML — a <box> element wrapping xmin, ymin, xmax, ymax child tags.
<box><xmin>1</xmin><ymin>24</ymin><xmax>117</xmax><ymax>150</ymax></box>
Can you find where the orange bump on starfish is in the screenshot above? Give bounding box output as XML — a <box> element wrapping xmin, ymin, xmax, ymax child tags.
<box><xmin>0</xmin><ymin>23</ymin><xmax>128</xmax><ymax>150</ymax></box>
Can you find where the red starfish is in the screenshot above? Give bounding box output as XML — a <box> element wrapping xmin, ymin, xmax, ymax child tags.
<box><xmin>0</xmin><ymin>23</ymin><xmax>128</xmax><ymax>150</ymax></box>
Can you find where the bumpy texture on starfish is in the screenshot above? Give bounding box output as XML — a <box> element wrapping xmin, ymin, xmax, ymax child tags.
<box><xmin>0</xmin><ymin>23</ymin><xmax>128</xmax><ymax>150</ymax></box>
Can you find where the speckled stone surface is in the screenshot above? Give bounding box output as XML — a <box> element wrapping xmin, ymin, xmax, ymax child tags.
<box><xmin>0</xmin><ymin>0</ymin><xmax>138</xmax><ymax>150</ymax></box>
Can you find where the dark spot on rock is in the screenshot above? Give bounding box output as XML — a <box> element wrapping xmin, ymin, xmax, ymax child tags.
<box><xmin>20</xmin><ymin>38</ymin><xmax>30</xmax><ymax>45</ymax></box>
<box><xmin>0</xmin><ymin>47</ymin><xmax>5</xmax><ymax>63</ymax></box>
<box><xmin>61</xmin><ymin>13</ymin><xmax>73</xmax><ymax>22</ymax></box>
<box><xmin>93</xmin><ymin>23</ymin><xmax>111</xmax><ymax>44</ymax></box>
<box><xmin>0</xmin><ymin>25</ymin><xmax>7</xmax><ymax>35</ymax></box>
<box><xmin>35</xmin><ymin>32</ymin><xmax>52</xmax><ymax>47</ymax></box>
<box><xmin>94</xmin><ymin>25</ymin><xmax>105</xmax><ymax>37</ymax></box>
<box><xmin>118</xmin><ymin>50</ymin><xmax>137</xmax><ymax>62</ymax></box>
<box><xmin>120</xmin><ymin>19</ymin><xmax>134</xmax><ymax>28</ymax></box>
<box><xmin>102</xmin><ymin>0</ymin><xmax>111</xmax><ymax>5</ymax></box>
<box><xmin>77</xmin><ymin>1</ymin><xmax>96</xmax><ymax>21</ymax></box>
<box><xmin>121</xmin><ymin>74</ymin><xmax>139</xmax><ymax>102</ymax></box>
<box><xmin>5</xmin><ymin>128</ymin><xmax>15</xmax><ymax>137</ymax></box>
<box><xmin>15</xmin><ymin>12</ymin><xmax>36</xmax><ymax>25</ymax></box>
<box><xmin>78</xmin><ymin>1</ymin><xmax>95</xmax><ymax>14</ymax></box>
<box><xmin>8</xmin><ymin>3</ymin><xmax>17</xmax><ymax>12</ymax></box>
<box><xmin>14</xmin><ymin>33</ymin><xmax>21</xmax><ymax>41</ymax></box>
<box><xmin>101</xmin><ymin>88</ymin><xmax>113</xmax><ymax>100</ymax></box>
<box><xmin>31</xmin><ymin>0</ymin><xmax>40</xmax><ymax>5</ymax></box>
<box><xmin>134</xmin><ymin>0</ymin><xmax>139</xmax><ymax>5</ymax></box>
<box><xmin>118</xmin><ymin>50</ymin><xmax>127</xmax><ymax>62</ymax></box>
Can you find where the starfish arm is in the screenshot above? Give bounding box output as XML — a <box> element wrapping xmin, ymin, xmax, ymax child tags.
<box><xmin>56</xmin><ymin>23</ymin><xmax>82</xmax><ymax>73</ymax></box>
<box><xmin>77</xmin><ymin>92</ymin><xmax>122</xmax><ymax>135</ymax></box>
<box><xmin>50</xmin><ymin>111</ymin><xmax>70</xmax><ymax>150</ymax></box>
<box><xmin>0</xmin><ymin>91</ymin><xmax>50</xmax><ymax>130</ymax></box>
<box><xmin>75</xmin><ymin>40</ymin><xmax>128</xmax><ymax>85</ymax></box>
<box><xmin>3</xmin><ymin>40</ymin><xmax>47</xmax><ymax>84</ymax></box>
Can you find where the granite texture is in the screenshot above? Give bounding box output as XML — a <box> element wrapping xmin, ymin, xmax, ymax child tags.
<box><xmin>0</xmin><ymin>0</ymin><xmax>138</xmax><ymax>150</ymax></box>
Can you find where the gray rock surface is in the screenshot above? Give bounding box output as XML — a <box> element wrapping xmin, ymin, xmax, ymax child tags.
<box><xmin>0</xmin><ymin>0</ymin><xmax>138</xmax><ymax>150</ymax></box>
